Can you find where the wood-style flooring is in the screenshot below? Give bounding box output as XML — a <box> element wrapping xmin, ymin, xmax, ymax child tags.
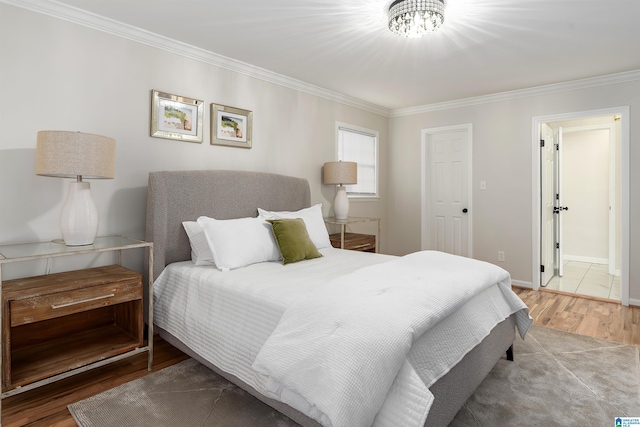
<box><xmin>2</xmin><ymin>288</ymin><xmax>639</xmax><ymax>426</ymax></box>
<box><xmin>515</xmin><ymin>287</ymin><xmax>640</xmax><ymax>347</ymax></box>
<box><xmin>1</xmin><ymin>337</ymin><xmax>188</xmax><ymax>427</ymax></box>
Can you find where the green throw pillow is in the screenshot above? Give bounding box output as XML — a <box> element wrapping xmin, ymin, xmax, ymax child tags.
<box><xmin>267</xmin><ymin>218</ymin><xmax>323</xmax><ymax>265</ymax></box>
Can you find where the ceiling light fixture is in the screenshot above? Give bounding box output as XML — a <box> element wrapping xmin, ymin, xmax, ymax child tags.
<box><xmin>388</xmin><ymin>0</ymin><xmax>445</xmax><ymax>38</ymax></box>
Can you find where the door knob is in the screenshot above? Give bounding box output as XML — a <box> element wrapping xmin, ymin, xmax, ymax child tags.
<box><xmin>462</xmin><ymin>208</ymin><xmax>468</xmax><ymax>213</ymax></box>
<box><xmin>553</xmin><ymin>206</ymin><xmax>569</xmax><ymax>214</ymax></box>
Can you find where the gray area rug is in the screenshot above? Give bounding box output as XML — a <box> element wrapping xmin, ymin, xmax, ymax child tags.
<box><xmin>450</xmin><ymin>325</ymin><xmax>640</xmax><ymax>426</ymax></box>
<box><xmin>69</xmin><ymin>325</ymin><xmax>640</xmax><ymax>426</ymax></box>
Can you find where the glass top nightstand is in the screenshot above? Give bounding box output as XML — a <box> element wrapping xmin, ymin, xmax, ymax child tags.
<box><xmin>0</xmin><ymin>235</ymin><xmax>150</xmax><ymax>263</ymax></box>
<box><xmin>0</xmin><ymin>235</ymin><xmax>154</xmax><ymax>401</ymax></box>
<box><xmin>323</xmin><ymin>217</ymin><xmax>380</xmax><ymax>252</ymax></box>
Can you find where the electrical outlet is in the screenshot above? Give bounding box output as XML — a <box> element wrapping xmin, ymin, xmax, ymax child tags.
<box><xmin>497</xmin><ymin>251</ymin><xmax>505</xmax><ymax>262</ymax></box>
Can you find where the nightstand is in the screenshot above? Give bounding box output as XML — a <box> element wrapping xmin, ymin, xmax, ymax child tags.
<box><xmin>324</xmin><ymin>217</ymin><xmax>380</xmax><ymax>253</ymax></box>
<box><xmin>329</xmin><ymin>233</ymin><xmax>376</xmax><ymax>252</ymax></box>
<box><xmin>0</xmin><ymin>236</ymin><xmax>153</xmax><ymax>402</ymax></box>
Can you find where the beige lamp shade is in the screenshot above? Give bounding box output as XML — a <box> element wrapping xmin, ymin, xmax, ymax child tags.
<box><xmin>323</xmin><ymin>161</ymin><xmax>357</xmax><ymax>185</ymax></box>
<box><xmin>34</xmin><ymin>130</ymin><xmax>116</xmax><ymax>246</ymax></box>
<box><xmin>35</xmin><ymin>131</ymin><xmax>116</xmax><ymax>179</ymax></box>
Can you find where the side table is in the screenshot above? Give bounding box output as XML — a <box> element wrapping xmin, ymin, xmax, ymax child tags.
<box><xmin>0</xmin><ymin>236</ymin><xmax>153</xmax><ymax>410</ymax></box>
<box><xmin>323</xmin><ymin>217</ymin><xmax>380</xmax><ymax>253</ymax></box>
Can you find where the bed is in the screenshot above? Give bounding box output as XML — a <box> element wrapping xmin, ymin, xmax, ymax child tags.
<box><xmin>145</xmin><ymin>170</ymin><xmax>531</xmax><ymax>427</ymax></box>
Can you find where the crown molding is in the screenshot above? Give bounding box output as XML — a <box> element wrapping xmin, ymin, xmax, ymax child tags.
<box><xmin>390</xmin><ymin>69</ymin><xmax>640</xmax><ymax>117</ymax></box>
<box><xmin>2</xmin><ymin>0</ymin><xmax>391</xmax><ymax>118</ymax></box>
<box><xmin>5</xmin><ymin>0</ymin><xmax>640</xmax><ymax>120</ymax></box>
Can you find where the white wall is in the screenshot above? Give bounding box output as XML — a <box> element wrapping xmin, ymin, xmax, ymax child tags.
<box><xmin>388</xmin><ymin>83</ymin><xmax>640</xmax><ymax>301</ymax></box>
<box><xmin>2</xmin><ymin>3</ymin><xmax>638</xmax><ymax>301</ymax></box>
<box><xmin>0</xmin><ymin>4</ymin><xmax>388</xmax><ymax>278</ymax></box>
<box><xmin>562</xmin><ymin>129</ymin><xmax>610</xmax><ymax>262</ymax></box>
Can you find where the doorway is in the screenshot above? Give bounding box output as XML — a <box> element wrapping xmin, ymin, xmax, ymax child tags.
<box><xmin>532</xmin><ymin>107</ymin><xmax>629</xmax><ymax>306</ymax></box>
<box><xmin>542</xmin><ymin>120</ymin><xmax>619</xmax><ymax>300</ymax></box>
<box><xmin>421</xmin><ymin>124</ymin><xmax>473</xmax><ymax>257</ymax></box>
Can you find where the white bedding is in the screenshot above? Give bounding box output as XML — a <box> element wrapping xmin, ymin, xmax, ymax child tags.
<box><xmin>252</xmin><ymin>251</ymin><xmax>530</xmax><ymax>427</ymax></box>
<box><xmin>153</xmin><ymin>248</ymin><xmax>531</xmax><ymax>427</ymax></box>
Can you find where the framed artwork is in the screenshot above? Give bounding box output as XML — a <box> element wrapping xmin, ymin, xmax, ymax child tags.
<box><xmin>210</xmin><ymin>103</ymin><xmax>253</xmax><ymax>149</ymax></box>
<box><xmin>150</xmin><ymin>90</ymin><xmax>204</xmax><ymax>143</ymax></box>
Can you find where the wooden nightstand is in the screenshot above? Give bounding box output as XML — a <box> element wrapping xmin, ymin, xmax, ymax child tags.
<box><xmin>324</xmin><ymin>217</ymin><xmax>380</xmax><ymax>253</ymax></box>
<box><xmin>0</xmin><ymin>236</ymin><xmax>153</xmax><ymax>402</ymax></box>
<box><xmin>2</xmin><ymin>265</ymin><xmax>143</xmax><ymax>392</ymax></box>
<box><xmin>329</xmin><ymin>232</ymin><xmax>376</xmax><ymax>253</ymax></box>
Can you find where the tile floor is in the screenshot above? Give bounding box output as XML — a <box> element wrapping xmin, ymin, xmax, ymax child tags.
<box><xmin>543</xmin><ymin>261</ymin><xmax>620</xmax><ymax>300</ymax></box>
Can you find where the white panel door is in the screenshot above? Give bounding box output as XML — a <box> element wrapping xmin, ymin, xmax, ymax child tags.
<box><xmin>428</xmin><ymin>130</ymin><xmax>469</xmax><ymax>256</ymax></box>
<box><xmin>541</xmin><ymin>123</ymin><xmax>555</xmax><ymax>286</ymax></box>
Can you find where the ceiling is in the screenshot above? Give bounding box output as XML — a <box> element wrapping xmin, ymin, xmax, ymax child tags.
<box><xmin>39</xmin><ymin>0</ymin><xmax>640</xmax><ymax>110</ymax></box>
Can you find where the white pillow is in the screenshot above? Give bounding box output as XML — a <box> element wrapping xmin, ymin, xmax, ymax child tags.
<box><xmin>196</xmin><ymin>216</ymin><xmax>280</xmax><ymax>270</ymax></box>
<box><xmin>257</xmin><ymin>204</ymin><xmax>331</xmax><ymax>249</ymax></box>
<box><xmin>182</xmin><ymin>221</ymin><xmax>215</xmax><ymax>266</ymax></box>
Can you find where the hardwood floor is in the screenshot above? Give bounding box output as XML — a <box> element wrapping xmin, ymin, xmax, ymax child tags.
<box><xmin>1</xmin><ymin>336</ymin><xmax>188</xmax><ymax>427</ymax></box>
<box><xmin>515</xmin><ymin>287</ymin><xmax>640</xmax><ymax>347</ymax></box>
<box><xmin>2</xmin><ymin>289</ymin><xmax>638</xmax><ymax>426</ymax></box>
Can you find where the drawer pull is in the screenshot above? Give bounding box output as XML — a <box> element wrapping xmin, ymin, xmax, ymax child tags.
<box><xmin>51</xmin><ymin>294</ymin><xmax>115</xmax><ymax>309</ymax></box>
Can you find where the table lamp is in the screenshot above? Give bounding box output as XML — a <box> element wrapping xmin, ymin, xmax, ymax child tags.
<box><xmin>35</xmin><ymin>130</ymin><xmax>116</xmax><ymax>246</ymax></box>
<box><xmin>323</xmin><ymin>161</ymin><xmax>357</xmax><ymax>220</ymax></box>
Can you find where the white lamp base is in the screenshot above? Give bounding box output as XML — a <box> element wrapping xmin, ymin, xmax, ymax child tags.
<box><xmin>333</xmin><ymin>185</ymin><xmax>350</xmax><ymax>220</ymax></box>
<box><xmin>60</xmin><ymin>181</ymin><xmax>99</xmax><ymax>246</ymax></box>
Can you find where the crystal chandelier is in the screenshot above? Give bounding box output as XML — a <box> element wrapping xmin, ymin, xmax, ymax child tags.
<box><xmin>388</xmin><ymin>0</ymin><xmax>445</xmax><ymax>38</ymax></box>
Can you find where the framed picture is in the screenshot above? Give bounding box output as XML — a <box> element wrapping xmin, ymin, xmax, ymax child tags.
<box><xmin>150</xmin><ymin>90</ymin><xmax>204</xmax><ymax>143</ymax></box>
<box><xmin>210</xmin><ymin>103</ymin><xmax>253</xmax><ymax>149</ymax></box>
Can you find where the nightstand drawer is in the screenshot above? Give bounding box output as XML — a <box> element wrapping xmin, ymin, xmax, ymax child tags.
<box><xmin>329</xmin><ymin>232</ymin><xmax>376</xmax><ymax>252</ymax></box>
<box><xmin>9</xmin><ymin>276</ymin><xmax>142</xmax><ymax>327</ymax></box>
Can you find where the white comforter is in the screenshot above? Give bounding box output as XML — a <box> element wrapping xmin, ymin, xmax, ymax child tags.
<box><xmin>153</xmin><ymin>248</ymin><xmax>531</xmax><ymax>427</ymax></box>
<box><xmin>252</xmin><ymin>250</ymin><xmax>531</xmax><ymax>427</ymax></box>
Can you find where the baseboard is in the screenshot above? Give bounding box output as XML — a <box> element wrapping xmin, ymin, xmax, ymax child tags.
<box><xmin>629</xmin><ymin>298</ymin><xmax>640</xmax><ymax>308</ymax></box>
<box><xmin>511</xmin><ymin>280</ymin><xmax>532</xmax><ymax>289</ymax></box>
<box><xmin>563</xmin><ymin>255</ymin><xmax>608</xmax><ymax>265</ymax></box>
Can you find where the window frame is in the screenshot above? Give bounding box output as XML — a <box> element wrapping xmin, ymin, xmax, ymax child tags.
<box><xmin>335</xmin><ymin>122</ymin><xmax>380</xmax><ymax>200</ymax></box>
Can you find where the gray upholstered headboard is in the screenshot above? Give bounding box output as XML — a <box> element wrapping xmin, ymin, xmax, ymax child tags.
<box><xmin>145</xmin><ymin>170</ymin><xmax>311</xmax><ymax>281</ymax></box>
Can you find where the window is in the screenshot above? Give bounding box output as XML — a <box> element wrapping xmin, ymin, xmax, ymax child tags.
<box><xmin>336</xmin><ymin>123</ymin><xmax>379</xmax><ymax>198</ymax></box>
